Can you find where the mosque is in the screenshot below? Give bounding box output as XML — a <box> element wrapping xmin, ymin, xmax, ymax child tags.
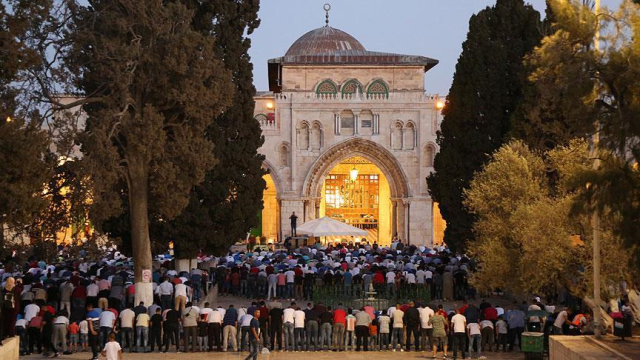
<box><xmin>254</xmin><ymin>6</ymin><xmax>446</xmax><ymax>247</ymax></box>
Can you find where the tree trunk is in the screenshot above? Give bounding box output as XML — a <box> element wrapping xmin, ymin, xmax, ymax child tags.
<box><xmin>128</xmin><ymin>162</ymin><xmax>153</xmax><ymax>307</ymax></box>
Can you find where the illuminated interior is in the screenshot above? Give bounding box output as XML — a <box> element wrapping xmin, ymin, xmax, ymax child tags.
<box><xmin>261</xmin><ymin>173</ymin><xmax>279</xmax><ymax>243</ymax></box>
<box><xmin>319</xmin><ymin>156</ymin><xmax>391</xmax><ymax>245</ymax></box>
<box><xmin>433</xmin><ymin>202</ymin><xmax>446</xmax><ymax>246</ymax></box>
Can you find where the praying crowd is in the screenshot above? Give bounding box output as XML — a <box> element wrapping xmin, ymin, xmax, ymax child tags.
<box><xmin>0</xmin><ymin>238</ymin><xmax>635</xmax><ymax>360</ymax></box>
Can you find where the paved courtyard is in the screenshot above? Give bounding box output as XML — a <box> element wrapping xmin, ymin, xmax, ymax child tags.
<box><xmin>26</xmin><ymin>349</ymin><xmax>525</xmax><ymax>360</ymax></box>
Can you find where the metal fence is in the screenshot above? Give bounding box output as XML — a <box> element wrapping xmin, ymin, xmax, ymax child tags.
<box><xmin>311</xmin><ymin>284</ymin><xmax>431</xmax><ymax>310</ymax></box>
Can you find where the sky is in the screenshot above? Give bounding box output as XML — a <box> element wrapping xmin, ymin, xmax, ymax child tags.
<box><xmin>248</xmin><ymin>0</ymin><xmax>622</xmax><ymax>95</ymax></box>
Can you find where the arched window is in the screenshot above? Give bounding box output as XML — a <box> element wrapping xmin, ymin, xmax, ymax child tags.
<box><xmin>341</xmin><ymin>79</ymin><xmax>363</xmax><ymax>98</ymax></box>
<box><xmin>297</xmin><ymin>121</ymin><xmax>310</xmax><ymax>150</ymax></box>
<box><xmin>254</xmin><ymin>114</ymin><xmax>268</xmax><ymax>127</ymax></box>
<box><xmin>424</xmin><ymin>143</ymin><xmax>436</xmax><ymax>167</ymax></box>
<box><xmin>316</xmin><ymin>80</ymin><xmax>338</xmax><ymax>97</ymax></box>
<box><xmin>359</xmin><ymin>110</ymin><xmax>373</xmax><ymax>136</ymax></box>
<box><xmin>340</xmin><ymin>110</ymin><xmax>355</xmax><ymax>136</ymax></box>
<box><xmin>391</xmin><ymin>121</ymin><xmax>403</xmax><ymax>150</ymax></box>
<box><xmin>404</xmin><ymin>122</ymin><xmax>416</xmax><ymax>150</ymax></box>
<box><xmin>278</xmin><ymin>143</ymin><xmax>290</xmax><ymax>167</ymax></box>
<box><xmin>367</xmin><ymin>79</ymin><xmax>389</xmax><ymax>99</ymax></box>
<box><xmin>310</xmin><ymin>121</ymin><xmax>323</xmax><ymax>150</ymax></box>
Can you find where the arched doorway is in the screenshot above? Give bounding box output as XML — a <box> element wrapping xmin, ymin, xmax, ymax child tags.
<box><xmin>302</xmin><ymin>139</ymin><xmax>410</xmax><ymax>245</ymax></box>
<box><xmin>318</xmin><ymin>156</ymin><xmax>392</xmax><ymax>244</ymax></box>
<box><xmin>261</xmin><ymin>160</ymin><xmax>282</xmax><ymax>244</ymax></box>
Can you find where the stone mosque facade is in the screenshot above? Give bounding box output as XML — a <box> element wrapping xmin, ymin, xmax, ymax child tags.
<box><xmin>254</xmin><ymin>20</ymin><xmax>445</xmax><ymax>247</ymax></box>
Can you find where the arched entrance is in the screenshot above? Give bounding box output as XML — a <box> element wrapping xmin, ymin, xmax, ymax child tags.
<box><xmin>261</xmin><ymin>160</ymin><xmax>281</xmax><ymax>243</ymax></box>
<box><xmin>302</xmin><ymin>139</ymin><xmax>410</xmax><ymax>245</ymax></box>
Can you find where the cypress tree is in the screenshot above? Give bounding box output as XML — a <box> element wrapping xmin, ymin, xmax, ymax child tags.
<box><xmin>427</xmin><ymin>0</ymin><xmax>542</xmax><ymax>251</ymax></box>
<box><xmin>167</xmin><ymin>0</ymin><xmax>265</xmax><ymax>257</ymax></box>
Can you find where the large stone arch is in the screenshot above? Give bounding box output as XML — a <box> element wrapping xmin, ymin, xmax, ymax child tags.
<box><xmin>302</xmin><ymin>138</ymin><xmax>410</xmax><ymax>200</ymax></box>
<box><xmin>262</xmin><ymin>159</ymin><xmax>283</xmax><ymax>195</ymax></box>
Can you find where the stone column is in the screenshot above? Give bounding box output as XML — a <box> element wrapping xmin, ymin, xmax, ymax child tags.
<box><xmin>354</xmin><ymin>111</ymin><xmax>360</xmax><ymax>135</ymax></box>
<box><xmin>404</xmin><ymin>199</ymin><xmax>411</xmax><ymax>245</ymax></box>
<box><xmin>391</xmin><ymin>200</ymin><xmax>398</xmax><ymax>238</ymax></box>
<box><xmin>396</xmin><ymin>200</ymin><xmax>407</xmax><ymax>242</ymax></box>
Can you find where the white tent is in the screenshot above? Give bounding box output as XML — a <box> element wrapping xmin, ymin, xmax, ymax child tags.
<box><xmin>296</xmin><ymin>216</ymin><xmax>368</xmax><ymax>237</ymax></box>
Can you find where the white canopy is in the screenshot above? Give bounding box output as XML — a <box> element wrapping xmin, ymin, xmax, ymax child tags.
<box><xmin>296</xmin><ymin>216</ymin><xmax>368</xmax><ymax>237</ymax></box>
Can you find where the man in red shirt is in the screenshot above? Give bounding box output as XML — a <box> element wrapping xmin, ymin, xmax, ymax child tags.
<box><xmin>332</xmin><ymin>304</ymin><xmax>346</xmax><ymax>351</ymax></box>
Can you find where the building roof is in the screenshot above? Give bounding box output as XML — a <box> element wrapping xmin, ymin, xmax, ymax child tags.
<box><xmin>268</xmin><ymin>25</ymin><xmax>439</xmax><ymax>92</ymax></box>
<box><xmin>285</xmin><ymin>26</ymin><xmax>366</xmax><ymax>57</ymax></box>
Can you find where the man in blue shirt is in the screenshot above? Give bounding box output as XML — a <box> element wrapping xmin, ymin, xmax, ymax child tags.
<box><xmin>506</xmin><ymin>304</ymin><xmax>525</xmax><ymax>351</ymax></box>
<box><xmin>223</xmin><ymin>305</ymin><xmax>239</xmax><ymax>352</ymax></box>
<box><xmin>245</xmin><ymin>310</ymin><xmax>261</xmax><ymax>360</ymax></box>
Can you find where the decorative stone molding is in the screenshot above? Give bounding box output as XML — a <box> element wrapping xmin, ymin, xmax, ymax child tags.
<box><xmin>301</xmin><ymin>138</ymin><xmax>410</xmax><ymax>199</ymax></box>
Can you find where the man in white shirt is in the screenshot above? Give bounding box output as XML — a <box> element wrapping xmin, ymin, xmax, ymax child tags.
<box><xmin>467</xmin><ymin>321</ymin><xmax>482</xmax><ymax>357</ymax></box>
<box><xmin>293</xmin><ymin>307</ymin><xmax>306</xmax><ymax>351</ymax></box>
<box><xmin>119</xmin><ymin>308</ymin><xmax>135</xmax><ymax>352</ymax></box>
<box><xmin>284</xmin><ymin>269</ymin><xmax>295</xmax><ymax>300</ymax></box>
<box><xmin>386</xmin><ymin>271</ymin><xmax>396</xmax><ymax>296</ymax></box>
<box><xmin>553</xmin><ymin>308</ymin><xmax>572</xmax><ymax>335</ymax></box>
<box><xmin>99</xmin><ymin>310</ymin><xmax>117</xmax><ymax>348</ymax></box>
<box><xmin>391</xmin><ymin>304</ymin><xmax>404</xmax><ymax>351</ymax></box>
<box><xmin>480</xmin><ymin>319</ymin><xmax>494</xmax><ymax>353</ymax></box>
<box><xmin>239</xmin><ymin>313</ymin><xmax>254</xmax><ymax>351</ymax></box>
<box><xmin>24</xmin><ymin>303</ymin><xmax>40</xmax><ymax>322</ymax></box>
<box><xmin>158</xmin><ymin>278</ymin><xmax>173</xmax><ymax>310</ymax></box>
<box><xmin>208</xmin><ymin>307</ymin><xmax>223</xmax><ymax>351</ymax></box>
<box><xmin>174</xmin><ymin>282</ymin><xmax>187</xmax><ymax>312</ymax></box>
<box><xmin>419</xmin><ymin>305</ymin><xmax>434</xmax><ymax>350</ymax></box>
<box><xmin>283</xmin><ymin>304</ymin><xmax>296</xmax><ymax>351</ymax></box>
<box><xmin>451</xmin><ymin>309</ymin><xmax>467</xmax><ymax>359</ymax></box>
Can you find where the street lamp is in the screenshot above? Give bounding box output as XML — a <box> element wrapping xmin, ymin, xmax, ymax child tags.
<box><xmin>266</xmin><ymin>101</ymin><xmax>274</xmax><ymax>110</ymax></box>
<box><xmin>5</xmin><ymin>116</ymin><xmax>12</xmax><ymax>123</ymax></box>
<box><xmin>436</xmin><ymin>100</ymin><xmax>445</xmax><ymax>110</ymax></box>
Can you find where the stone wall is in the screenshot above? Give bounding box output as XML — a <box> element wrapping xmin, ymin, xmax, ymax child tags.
<box><xmin>0</xmin><ymin>336</ymin><xmax>19</xmax><ymax>360</ymax></box>
<box><xmin>549</xmin><ymin>336</ymin><xmax>629</xmax><ymax>359</ymax></box>
<box><xmin>281</xmin><ymin>65</ymin><xmax>425</xmax><ymax>92</ymax></box>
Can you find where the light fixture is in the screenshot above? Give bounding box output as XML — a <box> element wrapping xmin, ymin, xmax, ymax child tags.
<box><xmin>266</xmin><ymin>101</ymin><xmax>274</xmax><ymax>110</ymax></box>
<box><xmin>349</xmin><ymin>166</ymin><xmax>359</xmax><ymax>182</ymax></box>
<box><xmin>436</xmin><ymin>100</ymin><xmax>445</xmax><ymax>110</ymax></box>
<box><xmin>5</xmin><ymin>116</ymin><xmax>12</xmax><ymax>123</ymax></box>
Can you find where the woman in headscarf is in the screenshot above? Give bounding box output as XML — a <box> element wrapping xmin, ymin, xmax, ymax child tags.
<box><xmin>0</xmin><ymin>277</ymin><xmax>18</xmax><ymax>341</ymax></box>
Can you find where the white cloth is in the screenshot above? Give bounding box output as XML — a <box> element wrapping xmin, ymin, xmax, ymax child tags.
<box><xmin>99</xmin><ymin>311</ymin><xmax>116</xmax><ymax>328</ymax></box>
<box><xmin>419</xmin><ymin>307</ymin><xmax>434</xmax><ymax>329</ymax></box>
<box><xmin>158</xmin><ymin>281</ymin><xmax>173</xmax><ymax>295</ymax></box>
<box><xmin>24</xmin><ymin>303</ymin><xmax>40</xmax><ymax>322</ymax></box>
<box><xmin>209</xmin><ymin>310</ymin><xmax>223</xmax><ymax>324</ymax></box>
<box><xmin>293</xmin><ymin>310</ymin><xmax>305</xmax><ymax>328</ymax></box>
<box><xmin>103</xmin><ymin>341</ymin><xmax>122</xmax><ymax>360</ymax></box>
<box><xmin>467</xmin><ymin>322</ymin><xmax>481</xmax><ymax>335</ymax></box>
<box><xmin>554</xmin><ymin>311</ymin><xmax>568</xmax><ymax>328</ymax></box>
<box><xmin>451</xmin><ymin>314</ymin><xmax>466</xmax><ymax>333</ymax></box>
<box><xmin>283</xmin><ymin>308</ymin><xmax>295</xmax><ymax>324</ymax></box>
<box><xmin>174</xmin><ymin>283</ymin><xmax>187</xmax><ymax>298</ymax></box>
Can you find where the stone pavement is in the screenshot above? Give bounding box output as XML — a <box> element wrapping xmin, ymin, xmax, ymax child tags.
<box><xmin>25</xmin><ymin>349</ymin><xmax>525</xmax><ymax>360</ymax></box>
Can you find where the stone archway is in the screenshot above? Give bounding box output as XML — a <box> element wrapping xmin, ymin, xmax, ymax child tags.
<box><xmin>301</xmin><ymin>138</ymin><xmax>411</xmax><ymax>241</ymax></box>
<box><xmin>302</xmin><ymin>138</ymin><xmax>410</xmax><ymax>199</ymax></box>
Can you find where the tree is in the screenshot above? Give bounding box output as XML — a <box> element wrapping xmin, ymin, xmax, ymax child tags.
<box><xmin>102</xmin><ymin>1</ymin><xmax>265</xmax><ymax>259</ymax></box>
<box><xmin>165</xmin><ymin>0</ymin><xmax>265</xmax><ymax>258</ymax></box>
<box><xmin>0</xmin><ymin>0</ymin><xmax>55</xmax><ymax>256</ymax></box>
<box><xmin>427</xmin><ymin>0</ymin><xmax>543</xmax><ymax>252</ymax></box>
<box><xmin>69</xmin><ymin>0</ymin><xmax>234</xmax><ymax>304</ymax></box>
<box><xmin>465</xmin><ymin>140</ymin><xmax>632</xmax><ymax>296</ymax></box>
<box><xmin>525</xmin><ymin>0</ymin><xmax>640</xmax><ymax>268</ymax></box>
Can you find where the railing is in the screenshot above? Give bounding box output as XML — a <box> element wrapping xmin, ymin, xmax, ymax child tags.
<box><xmin>258</xmin><ymin>118</ymin><xmax>277</xmax><ymax>130</ymax></box>
<box><xmin>312</xmin><ymin>284</ymin><xmax>431</xmax><ymax>310</ymax></box>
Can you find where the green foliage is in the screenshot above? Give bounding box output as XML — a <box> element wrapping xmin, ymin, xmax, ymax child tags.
<box><xmin>427</xmin><ymin>0</ymin><xmax>543</xmax><ymax>252</ymax></box>
<box><xmin>466</xmin><ymin>140</ymin><xmax>633</xmax><ymax>296</ymax></box>
<box><xmin>68</xmin><ymin>0</ymin><xmax>234</xmax><ymax>283</ymax></box>
<box><xmin>165</xmin><ymin>0</ymin><xmax>266</xmax><ymax>258</ymax></box>
<box><xmin>101</xmin><ymin>1</ymin><xmax>264</xmax><ymax>258</ymax></box>
<box><xmin>523</xmin><ymin>0</ymin><xmax>640</xmax><ymax>269</ymax></box>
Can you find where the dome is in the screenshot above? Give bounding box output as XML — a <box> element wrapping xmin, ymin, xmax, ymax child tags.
<box><xmin>285</xmin><ymin>26</ymin><xmax>365</xmax><ymax>57</ymax></box>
